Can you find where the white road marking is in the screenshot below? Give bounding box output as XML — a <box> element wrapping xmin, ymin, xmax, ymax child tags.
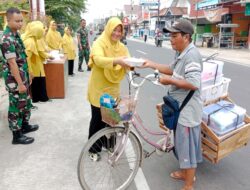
<box><xmin>134</xmin><ymin>168</ymin><xmax>150</xmax><ymax>190</ymax></box>
<box><xmin>126</xmin><ymin>139</ymin><xmax>150</xmax><ymax>190</ymax></box>
<box><xmin>136</xmin><ymin>50</ymin><xmax>147</xmax><ymax>55</ymax></box>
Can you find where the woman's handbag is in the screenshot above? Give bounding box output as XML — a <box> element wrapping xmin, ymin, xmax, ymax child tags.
<box><xmin>162</xmin><ymin>91</ymin><xmax>195</xmax><ymax>130</ymax></box>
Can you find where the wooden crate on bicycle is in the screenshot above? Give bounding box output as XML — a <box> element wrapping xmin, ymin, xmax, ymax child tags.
<box><xmin>156</xmin><ymin>97</ymin><xmax>250</xmax><ymax>164</ymax></box>
<box><xmin>201</xmin><ymin>96</ymin><xmax>250</xmax><ymax>164</ymax></box>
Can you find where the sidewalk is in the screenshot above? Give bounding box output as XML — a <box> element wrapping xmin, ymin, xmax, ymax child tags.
<box><xmin>129</xmin><ymin>37</ymin><xmax>250</xmax><ymax>67</ymax></box>
<box><xmin>0</xmin><ymin>68</ymin><xmax>90</xmax><ymax>190</ymax></box>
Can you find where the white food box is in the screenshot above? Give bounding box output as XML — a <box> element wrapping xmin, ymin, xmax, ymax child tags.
<box><xmin>49</xmin><ymin>50</ymin><xmax>64</xmax><ymax>61</ymax></box>
<box><xmin>202</xmin><ymin>81</ymin><xmax>223</xmax><ymax>103</ymax></box>
<box><xmin>124</xmin><ymin>57</ymin><xmax>145</xmax><ymax>67</ymax></box>
<box><xmin>221</xmin><ymin>77</ymin><xmax>231</xmax><ymax>97</ymax></box>
<box><xmin>202</xmin><ymin>60</ymin><xmax>224</xmax><ymax>81</ymax></box>
<box><xmin>202</xmin><ymin>74</ymin><xmax>223</xmax><ymax>88</ymax></box>
<box><xmin>201</xmin><ymin>77</ymin><xmax>231</xmax><ymax>103</ymax></box>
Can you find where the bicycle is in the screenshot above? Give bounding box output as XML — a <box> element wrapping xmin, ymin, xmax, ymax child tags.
<box><xmin>77</xmin><ymin>70</ymin><xmax>174</xmax><ymax>190</ymax></box>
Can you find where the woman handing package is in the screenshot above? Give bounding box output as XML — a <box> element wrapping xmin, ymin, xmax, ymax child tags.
<box><xmin>87</xmin><ymin>17</ymin><xmax>132</xmax><ymax>161</ymax></box>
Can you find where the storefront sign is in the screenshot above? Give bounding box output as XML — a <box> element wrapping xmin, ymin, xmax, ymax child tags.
<box><xmin>245</xmin><ymin>3</ymin><xmax>250</xmax><ymax>16</ymax></box>
<box><xmin>140</xmin><ymin>0</ymin><xmax>159</xmax><ymax>6</ymax></box>
<box><xmin>196</xmin><ymin>0</ymin><xmax>219</xmax><ymax>10</ymax></box>
<box><xmin>204</xmin><ymin>8</ymin><xmax>229</xmax><ymax>23</ymax></box>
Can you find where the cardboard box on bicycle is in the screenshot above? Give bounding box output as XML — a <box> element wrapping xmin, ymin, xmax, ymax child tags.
<box><xmin>156</xmin><ymin>96</ymin><xmax>250</xmax><ymax>164</ymax></box>
<box><xmin>201</xmin><ymin>96</ymin><xmax>250</xmax><ymax>164</ymax></box>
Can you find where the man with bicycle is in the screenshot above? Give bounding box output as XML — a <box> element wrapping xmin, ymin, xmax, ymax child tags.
<box><xmin>143</xmin><ymin>19</ymin><xmax>203</xmax><ymax>190</ymax></box>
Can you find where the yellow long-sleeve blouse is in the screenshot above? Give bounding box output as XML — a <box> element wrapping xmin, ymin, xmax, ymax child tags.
<box><xmin>22</xmin><ymin>21</ymin><xmax>46</xmax><ymax>77</ymax></box>
<box><xmin>87</xmin><ymin>17</ymin><xmax>130</xmax><ymax>107</ymax></box>
<box><xmin>62</xmin><ymin>27</ymin><xmax>76</xmax><ymax>60</ymax></box>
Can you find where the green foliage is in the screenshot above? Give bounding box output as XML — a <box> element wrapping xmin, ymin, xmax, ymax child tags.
<box><xmin>0</xmin><ymin>0</ymin><xmax>29</xmax><ymax>12</ymax></box>
<box><xmin>45</xmin><ymin>0</ymin><xmax>87</xmax><ymax>31</ymax></box>
<box><xmin>117</xmin><ymin>12</ymin><xmax>124</xmax><ymax>21</ymax></box>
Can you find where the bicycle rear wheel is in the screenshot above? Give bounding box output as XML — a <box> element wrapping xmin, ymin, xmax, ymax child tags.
<box><xmin>78</xmin><ymin>127</ymin><xmax>142</xmax><ymax>190</ymax></box>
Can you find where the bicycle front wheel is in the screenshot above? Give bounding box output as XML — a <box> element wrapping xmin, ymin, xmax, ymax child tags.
<box><xmin>78</xmin><ymin>126</ymin><xmax>142</xmax><ymax>190</ymax></box>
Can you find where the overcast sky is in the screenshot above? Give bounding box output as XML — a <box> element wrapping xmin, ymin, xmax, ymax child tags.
<box><xmin>83</xmin><ymin>0</ymin><xmax>138</xmax><ymax>23</ymax></box>
<box><xmin>82</xmin><ymin>0</ymin><xmax>176</xmax><ymax>23</ymax></box>
<box><xmin>83</xmin><ymin>0</ymin><xmax>139</xmax><ymax>23</ymax></box>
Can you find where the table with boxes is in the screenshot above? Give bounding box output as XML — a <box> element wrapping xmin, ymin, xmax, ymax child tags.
<box><xmin>44</xmin><ymin>51</ymin><xmax>68</xmax><ymax>99</ymax></box>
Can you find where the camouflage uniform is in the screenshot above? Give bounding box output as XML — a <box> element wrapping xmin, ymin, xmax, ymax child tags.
<box><xmin>77</xmin><ymin>27</ymin><xmax>90</xmax><ymax>69</ymax></box>
<box><xmin>0</xmin><ymin>26</ymin><xmax>32</xmax><ymax>131</ymax></box>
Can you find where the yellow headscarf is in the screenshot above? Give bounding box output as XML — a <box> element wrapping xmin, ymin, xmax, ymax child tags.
<box><xmin>22</xmin><ymin>21</ymin><xmax>44</xmax><ymax>56</ymax></box>
<box><xmin>89</xmin><ymin>17</ymin><xmax>128</xmax><ymax>83</ymax></box>
<box><xmin>36</xmin><ymin>26</ymin><xmax>49</xmax><ymax>52</ymax></box>
<box><xmin>63</xmin><ymin>27</ymin><xmax>75</xmax><ymax>51</ymax></box>
<box><xmin>45</xmin><ymin>21</ymin><xmax>62</xmax><ymax>50</ymax></box>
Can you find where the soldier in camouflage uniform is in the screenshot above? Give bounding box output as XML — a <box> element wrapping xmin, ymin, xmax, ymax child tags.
<box><xmin>0</xmin><ymin>7</ymin><xmax>39</xmax><ymax>144</ymax></box>
<box><xmin>77</xmin><ymin>19</ymin><xmax>90</xmax><ymax>72</ymax></box>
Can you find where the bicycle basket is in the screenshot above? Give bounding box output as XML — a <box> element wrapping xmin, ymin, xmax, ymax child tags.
<box><xmin>100</xmin><ymin>107</ymin><xmax>121</xmax><ymax>126</ymax></box>
<box><xmin>100</xmin><ymin>94</ymin><xmax>136</xmax><ymax>127</ymax></box>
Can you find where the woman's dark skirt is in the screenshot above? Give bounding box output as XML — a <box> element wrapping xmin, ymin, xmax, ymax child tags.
<box><xmin>31</xmin><ymin>77</ymin><xmax>49</xmax><ymax>103</ymax></box>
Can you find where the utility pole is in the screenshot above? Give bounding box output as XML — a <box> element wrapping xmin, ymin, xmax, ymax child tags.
<box><xmin>157</xmin><ymin>0</ymin><xmax>160</xmax><ymax>29</ymax></box>
<box><xmin>194</xmin><ymin>0</ymin><xmax>198</xmax><ymax>45</ymax></box>
<box><xmin>130</xmin><ymin>0</ymin><xmax>134</xmax><ymax>34</ymax></box>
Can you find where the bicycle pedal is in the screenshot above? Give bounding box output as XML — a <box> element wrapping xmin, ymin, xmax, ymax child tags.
<box><xmin>143</xmin><ymin>149</ymin><xmax>150</xmax><ymax>158</ymax></box>
<box><xmin>166</xmin><ymin>145</ymin><xmax>174</xmax><ymax>153</ymax></box>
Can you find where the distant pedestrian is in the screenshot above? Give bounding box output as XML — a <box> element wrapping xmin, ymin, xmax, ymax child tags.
<box><xmin>62</xmin><ymin>27</ymin><xmax>76</xmax><ymax>76</ymax></box>
<box><xmin>0</xmin><ymin>7</ymin><xmax>39</xmax><ymax>144</ymax></box>
<box><xmin>45</xmin><ymin>20</ymin><xmax>62</xmax><ymax>51</ymax></box>
<box><xmin>144</xmin><ymin>28</ymin><xmax>149</xmax><ymax>42</ymax></box>
<box><xmin>77</xmin><ymin>18</ymin><xmax>90</xmax><ymax>72</ymax></box>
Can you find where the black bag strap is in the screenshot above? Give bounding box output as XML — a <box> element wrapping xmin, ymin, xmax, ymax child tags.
<box><xmin>179</xmin><ymin>90</ymin><xmax>195</xmax><ymax>111</ymax></box>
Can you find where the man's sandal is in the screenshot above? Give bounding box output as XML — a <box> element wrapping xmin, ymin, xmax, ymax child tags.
<box><xmin>181</xmin><ymin>186</ymin><xmax>194</xmax><ymax>190</ymax></box>
<box><xmin>170</xmin><ymin>171</ymin><xmax>196</xmax><ymax>182</ymax></box>
<box><xmin>170</xmin><ymin>171</ymin><xmax>185</xmax><ymax>180</ymax></box>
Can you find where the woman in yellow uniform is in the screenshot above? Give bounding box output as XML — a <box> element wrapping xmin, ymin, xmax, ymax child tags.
<box><xmin>62</xmin><ymin>27</ymin><xmax>76</xmax><ymax>76</ymax></box>
<box><xmin>45</xmin><ymin>21</ymin><xmax>62</xmax><ymax>50</ymax></box>
<box><xmin>22</xmin><ymin>21</ymin><xmax>50</xmax><ymax>103</ymax></box>
<box><xmin>87</xmin><ymin>17</ymin><xmax>132</xmax><ymax>161</ymax></box>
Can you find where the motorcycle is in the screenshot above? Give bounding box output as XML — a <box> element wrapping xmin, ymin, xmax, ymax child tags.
<box><xmin>155</xmin><ymin>33</ymin><xmax>163</xmax><ymax>47</ymax></box>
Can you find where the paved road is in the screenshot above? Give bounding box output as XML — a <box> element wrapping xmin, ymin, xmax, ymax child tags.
<box><xmin>125</xmin><ymin>40</ymin><xmax>250</xmax><ymax>190</ymax></box>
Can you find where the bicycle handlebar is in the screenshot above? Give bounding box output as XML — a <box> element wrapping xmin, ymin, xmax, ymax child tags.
<box><xmin>128</xmin><ymin>70</ymin><xmax>162</xmax><ymax>88</ymax></box>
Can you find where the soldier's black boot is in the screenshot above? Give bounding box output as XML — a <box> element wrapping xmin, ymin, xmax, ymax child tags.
<box><xmin>22</xmin><ymin>123</ymin><xmax>39</xmax><ymax>134</ymax></box>
<box><xmin>12</xmin><ymin>130</ymin><xmax>34</xmax><ymax>145</ymax></box>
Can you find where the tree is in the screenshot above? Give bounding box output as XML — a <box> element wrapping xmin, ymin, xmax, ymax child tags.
<box><xmin>0</xmin><ymin>0</ymin><xmax>29</xmax><ymax>12</ymax></box>
<box><xmin>45</xmin><ymin>0</ymin><xmax>87</xmax><ymax>31</ymax></box>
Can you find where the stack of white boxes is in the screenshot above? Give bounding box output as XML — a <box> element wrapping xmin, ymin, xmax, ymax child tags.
<box><xmin>201</xmin><ymin>60</ymin><xmax>231</xmax><ymax>103</ymax></box>
<box><xmin>201</xmin><ymin>59</ymin><xmax>247</xmax><ymax>136</ymax></box>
